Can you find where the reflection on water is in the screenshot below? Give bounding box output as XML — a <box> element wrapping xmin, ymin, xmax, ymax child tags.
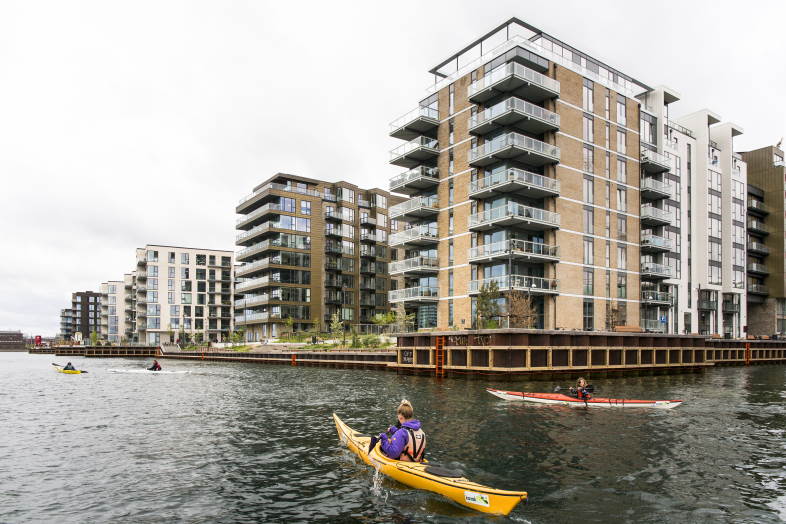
<box><xmin>0</xmin><ymin>353</ymin><xmax>784</xmax><ymax>523</ymax></box>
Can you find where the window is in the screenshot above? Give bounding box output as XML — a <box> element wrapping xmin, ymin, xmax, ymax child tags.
<box><xmin>168</xmin><ymin>252</ymin><xmax>175</xmax><ymax>263</ymax></box>
<box><xmin>449</xmin><ymin>150</ymin><xmax>454</xmax><ymax>174</ymax></box>
<box><xmin>449</xmin><ymin>271</ymin><xmax>454</xmax><ymax>295</ymax></box>
<box><xmin>584</xmin><ymin>208</ymin><xmax>594</xmax><ymax>234</ymax></box>
<box><xmin>449</xmin><ymin>240</ymin><xmax>454</xmax><ymax>265</ymax></box>
<box><xmin>617</xmin><ymin>158</ymin><xmax>626</xmax><ymax>183</ymax></box>
<box><xmin>449</xmin><ymin>180</ymin><xmax>454</xmax><ymax>204</ymax></box>
<box><xmin>616</xmin><ymin>129</ymin><xmax>626</xmax><ymax>154</ymax></box>
<box><xmin>301</xmin><ymin>200</ymin><xmax>311</xmax><ymax>215</ymax></box>
<box><xmin>168</xmin><ymin>266</ymin><xmax>175</xmax><ymax>278</ymax></box>
<box><xmin>448</xmin><ymin>119</ymin><xmax>454</xmax><ymax>145</ymax></box>
<box><xmin>146</xmin><ymin>291</ymin><xmax>158</xmax><ymax>303</ymax></box>
<box><xmin>147</xmin><ymin>250</ymin><xmax>158</xmax><ymax>262</ymax></box>
<box><xmin>604</xmin><ymin>93</ymin><xmax>610</xmax><ymax>119</ymax></box>
<box><xmin>605</xmin><ymin>213</ymin><xmax>611</xmax><ymax>238</ymax></box>
<box><xmin>181</xmin><ymin>293</ymin><xmax>192</xmax><ymax>304</ymax></box>
<box><xmin>583</xmin><ymin>237</ymin><xmax>594</xmax><ymax>265</ymax></box>
<box><xmin>448</xmin><ymin>300</ymin><xmax>454</xmax><ymax>326</ymax></box>
<box><xmin>617</xmin><ymin>245</ymin><xmax>627</xmax><ymax>269</ymax></box>
<box><xmin>708</xmin><ymin>170</ymin><xmax>721</xmax><ymax>192</ymax></box>
<box><xmin>449</xmin><ymin>211</ymin><xmax>454</xmax><ymax>234</ymax></box>
<box><xmin>616</xmin><ymin>273</ymin><xmax>627</xmax><ymax>298</ymax></box>
<box><xmin>148</xmin><ymin>265</ymin><xmax>158</xmax><ymax>277</ymax></box>
<box><xmin>583</xmin><ymin>177</ymin><xmax>594</xmax><ymax>203</ymax></box>
<box><xmin>708</xmin><ymin>193</ymin><xmax>721</xmax><ymax>215</ymax></box>
<box><xmin>616</xmin><ymin>188</ymin><xmax>627</xmax><ymax>212</ymax></box>
<box><xmin>583</xmin><ymin>114</ymin><xmax>594</xmax><ymax>142</ymax></box>
<box><xmin>616</xmin><ymin>97</ymin><xmax>626</xmax><ymax>126</ymax></box>
<box><xmin>617</xmin><ymin>215</ymin><xmax>627</xmax><ymax>240</ymax></box>
<box><xmin>168</xmin><ymin>292</ymin><xmax>175</xmax><ymax>304</ymax></box>
<box><xmin>583</xmin><ymin>269</ymin><xmax>594</xmax><ymax>295</ymax></box>
<box><xmin>583</xmin><ymin>145</ymin><xmax>594</xmax><ymax>172</ymax></box>
<box><xmin>708</xmin><ymin>241</ymin><xmax>722</xmax><ymax>262</ymax></box>
<box><xmin>583</xmin><ymin>300</ymin><xmax>594</xmax><ymax>331</ymax></box>
<box><xmin>605</xmin><ymin>183</ymin><xmax>611</xmax><ymax>208</ymax></box>
<box><xmin>181</xmin><ymin>253</ymin><xmax>189</xmax><ymax>264</ymax></box>
<box><xmin>582</xmin><ymin>79</ymin><xmax>594</xmax><ymax>112</ymax></box>
<box><xmin>605</xmin><ymin>152</ymin><xmax>611</xmax><ymax>176</ymax></box>
<box><xmin>148</xmin><ymin>278</ymin><xmax>158</xmax><ymax>289</ymax></box>
<box><xmin>709</xmin><ymin>264</ymin><xmax>721</xmax><ymax>285</ymax></box>
<box><xmin>449</xmin><ymin>83</ymin><xmax>455</xmax><ymax>114</ymax></box>
<box><xmin>375</xmin><ymin>194</ymin><xmax>387</xmax><ymax>209</ymax></box>
<box><xmin>181</xmin><ymin>280</ymin><xmax>192</xmax><ymax>291</ymax></box>
<box><xmin>708</xmin><ymin>217</ymin><xmax>722</xmax><ymax>238</ymax></box>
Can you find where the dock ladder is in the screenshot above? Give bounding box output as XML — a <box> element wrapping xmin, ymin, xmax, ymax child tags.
<box><xmin>434</xmin><ymin>335</ymin><xmax>446</xmax><ymax>377</ymax></box>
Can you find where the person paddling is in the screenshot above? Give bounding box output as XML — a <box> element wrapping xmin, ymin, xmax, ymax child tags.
<box><xmin>63</xmin><ymin>362</ymin><xmax>76</xmax><ymax>371</ymax></box>
<box><xmin>148</xmin><ymin>360</ymin><xmax>162</xmax><ymax>372</ymax></box>
<box><xmin>377</xmin><ymin>399</ymin><xmax>426</xmax><ymax>462</ymax></box>
<box><xmin>570</xmin><ymin>377</ymin><xmax>592</xmax><ymax>401</ymax></box>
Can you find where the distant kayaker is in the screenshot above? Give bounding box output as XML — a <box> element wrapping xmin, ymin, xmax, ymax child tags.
<box><xmin>378</xmin><ymin>399</ymin><xmax>426</xmax><ymax>462</ymax></box>
<box><xmin>63</xmin><ymin>362</ymin><xmax>76</xmax><ymax>371</ymax></box>
<box><xmin>148</xmin><ymin>360</ymin><xmax>162</xmax><ymax>372</ymax></box>
<box><xmin>570</xmin><ymin>377</ymin><xmax>591</xmax><ymax>400</ymax></box>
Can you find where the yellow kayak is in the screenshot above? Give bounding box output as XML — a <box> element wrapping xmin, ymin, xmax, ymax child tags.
<box><xmin>333</xmin><ymin>413</ymin><xmax>527</xmax><ymax>516</ymax></box>
<box><xmin>54</xmin><ymin>366</ymin><xmax>83</xmax><ymax>374</ymax></box>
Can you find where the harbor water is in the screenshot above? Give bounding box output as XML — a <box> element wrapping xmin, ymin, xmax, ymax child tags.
<box><xmin>1</xmin><ymin>352</ymin><xmax>785</xmax><ymax>523</ymax></box>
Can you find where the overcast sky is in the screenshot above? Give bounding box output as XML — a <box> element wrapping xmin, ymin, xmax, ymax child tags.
<box><xmin>1</xmin><ymin>0</ymin><xmax>784</xmax><ymax>335</ymax></box>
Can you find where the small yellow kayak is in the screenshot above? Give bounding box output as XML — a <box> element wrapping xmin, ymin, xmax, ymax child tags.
<box><xmin>54</xmin><ymin>366</ymin><xmax>83</xmax><ymax>374</ymax></box>
<box><xmin>333</xmin><ymin>413</ymin><xmax>527</xmax><ymax>516</ymax></box>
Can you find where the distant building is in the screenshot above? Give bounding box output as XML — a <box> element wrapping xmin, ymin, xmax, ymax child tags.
<box><xmin>99</xmin><ymin>280</ymin><xmax>128</xmax><ymax>343</ymax></box>
<box><xmin>0</xmin><ymin>331</ymin><xmax>24</xmax><ymax>351</ymax></box>
<box><xmin>59</xmin><ymin>308</ymin><xmax>74</xmax><ymax>341</ymax></box>
<box><xmin>67</xmin><ymin>291</ymin><xmax>102</xmax><ymax>340</ymax></box>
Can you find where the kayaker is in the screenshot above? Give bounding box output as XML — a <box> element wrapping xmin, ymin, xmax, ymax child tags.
<box><xmin>63</xmin><ymin>362</ymin><xmax>76</xmax><ymax>371</ymax></box>
<box><xmin>570</xmin><ymin>377</ymin><xmax>592</xmax><ymax>400</ymax></box>
<box><xmin>378</xmin><ymin>399</ymin><xmax>426</xmax><ymax>462</ymax></box>
<box><xmin>148</xmin><ymin>360</ymin><xmax>162</xmax><ymax>371</ymax></box>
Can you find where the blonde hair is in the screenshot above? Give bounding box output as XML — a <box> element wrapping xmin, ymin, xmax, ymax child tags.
<box><xmin>397</xmin><ymin>399</ymin><xmax>414</xmax><ymax>419</ymax></box>
<box><xmin>577</xmin><ymin>377</ymin><xmax>587</xmax><ymax>386</ymax></box>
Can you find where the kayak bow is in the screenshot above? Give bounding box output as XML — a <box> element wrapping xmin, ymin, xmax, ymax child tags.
<box><xmin>333</xmin><ymin>413</ymin><xmax>527</xmax><ymax>515</ymax></box>
<box><xmin>54</xmin><ymin>366</ymin><xmax>83</xmax><ymax>375</ymax></box>
<box><xmin>487</xmin><ymin>388</ymin><xmax>682</xmax><ymax>409</ymax></box>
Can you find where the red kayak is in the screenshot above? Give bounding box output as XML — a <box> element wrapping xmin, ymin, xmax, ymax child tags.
<box><xmin>487</xmin><ymin>388</ymin><xmax>683</xmax><ymax>409</ymax></box>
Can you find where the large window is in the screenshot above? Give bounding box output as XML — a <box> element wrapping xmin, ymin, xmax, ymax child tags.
<box><xmin>617</xmin><ymin>245</ymin><xmax>627</xmax><ymax>269</ymax></box>
<box><xmin>583</xmin><ymin>145</ymin><xmax>594</xmax><ymax>173</ymax></box>
<box><xmin>617</xmin><ymin>158</ymin><xmax>626</xmax><ymax>183</ymax></box>
<box><xmin>583</xmin><ymin>177</ymin><xmax>594</xmax><ymax>203</ymax></box>
<box><xmin>583</xmin><ymin>269</ymin><xmax>594</xmax><ymax>295</ymax></box>
<box><xmin>616</xmin><ymin>273</ymin><xmax>627</xmax><ymax>298</ymax></box>
<box><xmin>708</xmin><ymin>193</ymin><xmax>721</xmax><ymax>215</ymax></box>
<box><xmin>583</xmin><ymin>237</ymin><xmax>594</xmax><ymax>265</ymax></box>
<box><xmin>616</xmin><ymin>97</ymin><xmax>626</xmax><ymax>126</ymax></box>
<box><xmin>616</xmin><ymin>129</ymin><xmax>626</xmax><ymax>154</ymax></box>
<box><xmin>584</xmin><ymin>208</ymin><xmax>594</xmax><ymax>234</ymax></box>
<box><xmin>583</xmin><ymin>114</ymin><xmax>594</xmax><ymax>143</ymax></box>
<box><xmin>616</xmin><ymin>188</ymin><xmax>627</xmax><ymax>212</ymax></box>
<box><xmin>583</xmin><ymin>300</ymin><xmax>594</xmax><ymax>331</ymax></box>
<box><xmin>582</xmin><ymin>79</ymin><xmax>594</xmax><ymax>112</ymax></box>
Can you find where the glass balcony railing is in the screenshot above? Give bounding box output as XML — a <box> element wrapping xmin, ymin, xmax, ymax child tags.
<box><xmin>468</xmin><ymin>274</ymin><xmax>558</xmax><ymax>294</ymax></box>
<box><xmin>697</xmin><ymin>300</ymin><xmax>717</xmax><ymax>311</ymax></box>
<box><xmin>389</xmin><ymin>196</ymin><xmax>439</xmax><ymax>218</ymax></box>
<box><xmin>640</xmin><ymin>319</ymin><xmax>667</xmax><ymax>333</ymax></box>
<box><xmin>469</xmin><ymin>202</ymin><xmax>560</xmax><ymax>229</ymax></box>
<box><xmin>468</xmin><ymin>61</ymin><xmax>560</xmax><ymax>99</ymax></box>
<box><xmin>389</xmin><ymin>226</ymin><xmax>439</xmax><ymax>246</ymax></box>
<box><xmin>641</xmin><ymin>262</ymin><xmax>672</xmax><ymax>278</ymax></box>
<box><xmin>469</xmin><ymin>97</ymin><xmax>560</xmax><ymax>131</ymax></box>
<box><xmin>747</xmin><ymin>241</ymin><xmax>769</xmax><ymax>254</ymax></box>
<box><xmin>640</xmin><ymin>177</ymin><xmax>672</xmax><ymax>197</ymax></box>
<box><xmin>747</xmin><ymin>219</ymin><xmax>768</xmax><ymax>232</ymax></box>
<box><xmin>641</xmin><ymin>205</ymin><xmax>673</xmax><ymax>224</ymax></box>
<box><xmin>747</xmin><ymin>263</ymin><xmax>769</xmax><ymax>274</ymax></box>
<box><xmin>640</xmin><ymin>149</ymin><xmax>670</xmax><ymax>166</ymax></box>
<box><xmin>389</xmin><ymin>106</ymin><xmax>439</xmax><ymax>132</ymax></box>
<box><xmin>469</xmin><ymin>168</ymin><xmax>559</xmax><ymax>196</ymax></box>
<box><xmin>238</xmin><ymin>182</ymin><xmax>319</xmax><ymax>206</ymax></box>
<box><xmin>640</xmin><ymin>234</ymin><xmax>673</xmax><ymax>251</ymax></box>
<box><xmin>468</xmin><ymin>239</ymin><xmax>559</xmax><ymax>261</ymax></box>
<box><xmin>388</xmin><ymin>286</ymin><xmax>439</xmax><ymax>302</ymax></box>
<box><xmin>469</xmin><ymin>132</ymin><xmax>560</xmax><ymax>164</ymax></box>
<box><xmin>748</xmin><ymin>283</ymin><xmax>768</xmax><ymax>294</ymax></box>
<box><xmin>641</xmin><ymin>291</ymin><xmax>673</xmax><ymax>303</ymax></box>
<box><xmin>389</xmin><ymin>166</ymin><xmax>439</xmax><ymax>192</ymax></box>
<box><xmin>389</xmin><ymin>136</ymin><xmax>439</xmax><ymax>161</ymax></box>
<box><xmin>747</xmin><ymin>199</ymin><xmax>768</xmax><ymax>213</ymax></box>
<box><xmin>389</xmin><ymin>256</ymin><xmax>439</xmax><ymax>274</ymax></box>
<box><xmin>236</xmin><ymin>202</ymin><xmax>283</xmax><ymax>226</ymax></box>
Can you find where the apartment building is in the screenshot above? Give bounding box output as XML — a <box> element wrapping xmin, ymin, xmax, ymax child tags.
<box><xmin>741</xmin><ymin>145</ymin><xmax>786</xmax><ymax>335</ymax></box>
<box><xmin>66</xmin><ymin>291</ymin><xmax>102</xmax><ymax>339</ymax></box>
<box><xmin>123</xmin><ymin>272</ymin><xmax>137</xmax><ymax>341</ymax></box>
<box><xmin>234</xmin><ymin>174</ymin><xmax>403</xmax><ymax>341</ymax></box>
<box><xmin>387</xmin><ymin>18</ymin><xmax>647</xmax><ymax>331</ymax></box>
<box><xmin>135</xmin><ymin>245</ymin><xmax>234</xmax><ymax>344</ymax></box>
<box><xmin>59</xmin><ymin>308</ymin><xmax>74</xmax><ymax>340</ymax></box>
<box><xmin>387</xmin><ymin>17</ymin><xmax>748</xmax><ymax>335</ymax></box>
<box><xmin>99</xmin><ymin>280</ymin><xmax>128</xmax><ymax>343</ymax></box>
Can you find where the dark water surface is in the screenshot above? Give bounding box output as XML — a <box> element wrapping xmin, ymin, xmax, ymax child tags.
<box><xmin>1</xmin><ymin>353</ymin><xmax>785</xmax><ymax>523</ymax></box>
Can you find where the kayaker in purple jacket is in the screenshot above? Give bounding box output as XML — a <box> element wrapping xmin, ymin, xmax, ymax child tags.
<box><xmin>378</xmin><ymin>400</ymin><xmax>426</xmax><ymax>462</ymax></box>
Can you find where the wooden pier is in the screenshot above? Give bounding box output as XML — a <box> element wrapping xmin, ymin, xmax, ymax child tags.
<box><xmin>162</xmin><ymin>349</ymin><xmax>396</xmax><ymax>369</ymax></box>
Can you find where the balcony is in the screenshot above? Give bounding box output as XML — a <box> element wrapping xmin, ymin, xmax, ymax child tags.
<box><xmin>389</xmin><ymin>286</ymin><xmax>439</xmax><ymax>304</ymax></box>
<box><xmin>640</xmin><ymin>262</ymin><xmax>672</xmax><ymax>279</ymax></box>
<box><xmin>360</xmin><ymin>233</ymin><xmax>377</xmax><ymax>243</ymax></box>
<box><xmin>697</xmin><ymin>300</ymin><xmax>717</xmax><ymax>311</ymax></box>
<box><xmin>236</xmin><ymin>276</ymin><xmax>277</xmax><ymax>293</ymax></box>
<box><xmin>468</xmin><ymin>275</ymin><xmax>559</xmax><ymax>295</ymax></box>
<box><xmin>236</xmin><ymin>202</ymin><xmax>284</xmax><ymax>230</ymax></box>
<box><xmin>234</xmin><ymin>295</ymin><xmax>273</xmax><ymax>309</ymax></box>
<box><xmin>722</xmin><ymin>302</ymin><xmax>741</xmax><ymax>313</ymax></box>
<box><xmin>389</xmin><ymin>256</ymin><xmax>439</xmax><ymax>276</ymax></box>
<box><xmin>235</xmin><ymin>312</ymin><xmax>281</xmax><ymax>325</ymax></box>
<box><xmin>748</xmin><ymin>283</ymin><xmax>768</xmax><ymax>295</ymax></box>
<box><xmin>359</xmin><ymin>262</ymin><xmax>375</xmax><ymax>274</ymax></box>
<box><xmin>747</xmin><ymin>199</ymin><xmax>768</xmax><ymax>216</ymax></box>
<box><xmin>325</xmin><ymin>257</ymin><xmax>342</xmax><ymax>272</ymax></box>
<box><xmin>469</xmin><ymin>97</ymin><xmax>560</xmax><ymax>136</ymax></box>
<box><xmin>640</xmin><ymin>205</ymin><xmax>673</xmax><ymax>226</ymax></box>
<box><xmin>389</xmin><ymin>106</ymin><xmax>439</xmax><ymax>140</ymax></box>
<box><xmin>468</xmin><ymin>239</ymin><xmax>559</xmax><ymax>264</ymax></box>
<box><xmin>640</xmin><ymin>149</ymin><xmax>671</xmax><ymax>174</ymax></box>
<box><xmin>237</xmin><ymin>182</ymin><xmax>320</xmax><ymax>214</ymax></box>
<box><xmin>236</xmin><ymin>239</ymin><xmax>298</xmax><ymax>263</ymax></box>
<box><xmin>359</xmin><ymin>245</ymin><xmax>376</xmax><ymax>258</ymax></box>
<box><xmin>469</xmin><ymin>132</ymin><xmax>560</xmax><ymax>167</ymax></box>
<box><xmin>324</xmin><ymin>278</ymin><xmax>343</xmax><ymax>288</ymax></box>
<box><xmin>747</xmin><ymin>262</ymin><xmax>769</xmax><ymax>275</ymax></box>
<box><xmin>747</xmin><ymin>242</ymin><xmax>769</xmax><ymax>256</ymax></box>
<box><xmin>324</xmin><ymin>209</ymin><xmax>343</xmax><ymax>221</ymax></box>
<box><xmin>389</xmin><ymin>166</ymin><xmax>440</xmax><ymax>195</ymax></box>
<box><xmin>468</xmin><ymin>61</ymin><xmax>560</xmax><ymax>104</ymax></box>
<box><xmin>236</xmin><ymin>222</ymin><xmax>284</xmax><ymax>246</ymax></box>
<box><xmin>360</xmin><ymin>215</ymin><xmax>377</xmax><ymax>226</ymax></box>
<box><xmin>357</xmin><ymin>199</ymin><xmax>371</xmax><ymax>208</ymax></box>
<box><xmin>389</xmin><ymin>226</ymin><xmax>439</xmax><ymax>247</ymax></box>
<box><xmin>236</xmin><ymin>258</ymin><xmax>274</xmax><ymax>278</ymax></box>
<box><xmin>389</xmin><ymin>136</ymin><xmax>439</xmax><ymax>168</ymax></box>
<box><xmin>469</xmin><ymin>168</ymin><xmax>559</xmax><ymax>199</ymax></box>
<box><xmin>640</xmin><ymin>177</ymin><xmax>672</xmax><ymax>200</ymax></box>
<box><xmin>747</xmin><ymin>219</ymin><xmax>769</xmax><ymax>235</ymax></box>
<box><xmin>325</xmin><ymin>226</ymin><xmax>343</xmax><ymax>238</ymax></box>
<box><xmin>641</xmin><ymin>291</ymin><xmax>673</xmax><ymax>305</ymax></box>
<box><xmin>640</xmin><ymin>319</ymin><xmax>667</xmax><ymax>333</ymax></box>
<box><xmin>468</xmin><ymin>202</ymin><xmax>560</xmax><ymax>232</ymax></box>
<box><xmin>389</xmin><ymin>196</ymin><xmax>439</xmax><ymax>221</ymax></box>
<box><xmin>640</xmin><ymin>234</ymin><xmax>673</xmax><ymax>253</ymax></box>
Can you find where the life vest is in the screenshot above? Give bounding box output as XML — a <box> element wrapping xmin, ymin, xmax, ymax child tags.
<box><xmin>401</xmin><ymin>426</ymin><xmax>426</xmax><ymax>462</ymax></box>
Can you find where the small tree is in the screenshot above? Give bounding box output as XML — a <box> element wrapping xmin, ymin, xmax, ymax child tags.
<box><xmin>178</xmin><ymin>326</ymin><xmax>186</xmax><ymax>344</ymax></box>
<box><xmin>605</xmin><ymin>302</ymin><xmax>621</xmax><ymax>331</ymax></box>
<box><xmin>330</xmin><ymin>313</ymin><xmax>344</xmax><ymax>348</ymax></box>
<box><xmin>90</xmin><ymin>330</ymin><xmax>98</xmax><ymax>346</ymax></box>
<box><xmin>194</xmin><ymin>332</ymin><xmax>203</xmax><ymax>345</ymax></box>
<box><xmin>372</xmin><ymin>312</ymin><xmax>396</xmax><ymax>325</ymax></box>
<box><xmin>476</xmin><ymin>281</ymin><xmax>501</xmax><ymax>329</ymax></box>
<box><xmin>508</xmin><ymin>290</ymin><xmax>538</xmax><ymax>328</ymax></box>
<box><xmin>283</xmin><ymin>317</ymin><xmax>295</xmax><ymax>337</ymax></box>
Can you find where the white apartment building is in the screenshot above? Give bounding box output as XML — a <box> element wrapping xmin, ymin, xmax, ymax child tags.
<box><xmin>100</xmin><ymin>280</ymin><xmax>128</xmax><ymax>343</ymax></box>
<box><xmin>135</xmin><ymin>245</ymin><xmax>234</xmax><ymax>344</ymax></box>
<box><xmin>637</xmin><ymin>87</ymin><xmax>746</xmax><ymax>336</ymax></box>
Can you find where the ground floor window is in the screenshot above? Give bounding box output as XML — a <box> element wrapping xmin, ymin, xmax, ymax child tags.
<box><xmin>583</xmin><ymin>299</ymin><xmax>594</xmax><ymax>331</ymax></box>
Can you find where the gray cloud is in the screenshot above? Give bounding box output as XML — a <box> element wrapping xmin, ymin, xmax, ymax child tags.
<box><xmin>1</xmin><ymin>0</ymin><xmax>784</xmax><ymax>334</ymax></box>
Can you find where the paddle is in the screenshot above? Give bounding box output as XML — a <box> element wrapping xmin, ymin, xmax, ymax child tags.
<box><xmin>553</xmin><ymin>385</ymin><xmax>595</xmax><ymax>393</ymax></box>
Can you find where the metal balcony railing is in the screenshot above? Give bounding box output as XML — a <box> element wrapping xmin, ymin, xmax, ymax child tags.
<box><xmin>389</xmin><ymin>196</ymin><xmax>439</xmax><ymax>218</ymax></box>
<box><xmin>389</xmin><ymin>166</ymin><xmax>439</xmax><ymax>192</ymax></box>
<box><xmin>389</xmin><ymin>256</ymin><xmax>439</xmax><ymax>274</ymax></box>
<box><xmin>469</xmin><ymin>167</ymin><xmax>559</xmax><ymax>196</ymax></box>
<box><xmin>469</xmin><ymin>97</ymin><xmax>560</xmax><ymax>130</ymax></box>
<box><xmin>469</xmin><ymin>132</ymin><xmax>560</xmax><ymax>164</ymax></box>
<box><xmin>468</xmin><ymin>239</ymin><xmax>559</xmax><ymax>261</ymax></box>
<box><xmin>469</xmin><ymin>202</ymin><xmax>560</xmax><ymax>229</ymax></box>
<box><xmin>468</xmin><ymin>274</ymin><xmax>558</xmax><ymax>294</ymax></box>
<box><xmin>389</xmin><ymin>136</ymin><xmax>439</xmax><ymax>161</ymax></box>
<box><xmin>388</xmin><ymin>286</ymin><xmax>439</xmax><ymax>302</ymax></box>
<box><xmin>468</xmin><ymin>61</ymin><xmax>560</xmax><ymax>98</ymax></box>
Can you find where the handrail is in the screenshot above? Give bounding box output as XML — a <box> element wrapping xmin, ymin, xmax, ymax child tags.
<box><xmin>470</xmin><ymin>97</ymin><xmax>559</xmax><ymax>129</ymax></box>
<box><xmin>469</xmin><ymin>202</ymin><xmax>560</xmax><ymax>228</ymax></box>
<box><xmin>470</xmin><ymin>131</ymin><xmax>559</xmax><ymax>162</ymax></box>
<box><xmin>469</xmin><ymin>239</ymin><xmax>559</xmax><ymax>260</ymax></box>
<box><xmin>470</xmin><ymin>167</ymin><xmax>559</xmax><ymax>195</ymax></box>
